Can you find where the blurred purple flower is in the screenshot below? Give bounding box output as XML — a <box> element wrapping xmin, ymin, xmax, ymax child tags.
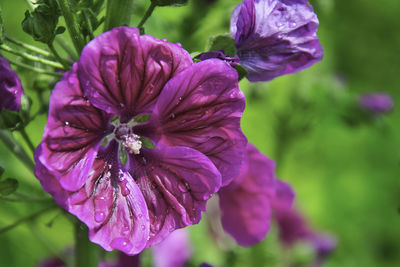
<box><xmin>274</xmin><ymin>207</ymin><xmax>336</xmax><ymax>265</ymax></box>
<box><xmin>34</xmin><ymin>27</ymin><xmax>247</xmax><ymax>255</ymax></box>
<box><xmin>218</xmin><ymin>143</ymin><xmax>295</xmax><ymax>246</ymax></box>
<box><xmin>152</xmin><ymin>229</ymin><xmax>192</xmax><ymax>267</ymax></box>
<box><xmin>0</xmin><ymin>57</ymin><xmax>24</xmax><ymax>112</ymax></box>
<box><xmin>230</xmin><ymin>0</ymin><xmax>323</xmax><ymax>82</ymax></box>
<box><xmin>359</xmin><ymin>93</ymin><xmax>394</xmax><ymax>114</ymax></box>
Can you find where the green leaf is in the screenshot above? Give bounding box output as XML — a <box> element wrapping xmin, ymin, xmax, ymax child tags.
<box><xmin>0</xmin><ymin>109</ymin><xmax>21</xmax><ymax>130</ymax></box>
<box><xmin>0</xmin><ymin>166</ymin><xmax>4</xmax><ymax>178</ymax></box>
<box><xmin>18</xmin><ymin>95</ymin><xmax>32</xmax><ymax>124</ymax></box>
<box><xmin>22</xmin><ymin>1</ymin><xmax>61</xmax><ymax>44</ymax></box>
<box><xmin>152</xmin><ymin>0</ymin><xmax>188</xmax><ymax>7</ymax></box>
<box><xmin>207</xmin><ymin>34</ymin><xmax>236</xmax><ymax>57</ymax></box>
<box><xmin>234</xmin><ymin>64</ymin><xmax>248</xmax><ymax>81</ymax></box>
<box><xmin>0</xmin><ymin>178</ymin><xmax>19</xmax><ymax>196</ymax></box>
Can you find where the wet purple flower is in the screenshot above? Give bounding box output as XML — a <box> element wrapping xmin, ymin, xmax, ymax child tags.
<box><xmin>152</xmin><ymin>229</ymin><xmax>192</xmax><ymax>267</ymax></box>
<box><xmin>274</xmin><ymin>207</ymin><xmax>336</xmax><ymax>265</ymax></box>
<box><xmin>0</xmin><ymin>57</ymin><xmax>24</xmax><ymax>112</ymax></box>
<box><xmin>359</xmin><ymin>93</ymin><xmax>394</xmax><ymax>114</ymax></box>
<box><xmin>195</xmin><ymin>50</ymin><xmax>240</xmax><ymax>67</ymax></box>
<box><xmin>218</xmin><ymin>143</ymin><xmax>294</xmax><ymax>246</ymax></box>
<box><xmin>34</xmin><ymin>27</ymin><xmax>247</xmax><ymax>255</ymax></box>
<box><xmin>230</xmin><ymin>0</ymin><xmax>323</xmax><ymax>82</ymax></box>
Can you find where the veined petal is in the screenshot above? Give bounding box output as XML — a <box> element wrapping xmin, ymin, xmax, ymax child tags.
<box><xmin>129</xmin><ymin>146</ymin><xmax>221</xmax><ymax>247</ymax></box>
<box><xmin>218</xmin><ymin>144</ymin><xmax>275</xmax><ymax>246</ymax></box>
<box><xmin>37</xmin><ymin>141</ymin><xmax>150</xmax><ymax>255</ymax></box>
<box><xmin>231</xmin><ymin>0</ymin><xmax>323</xmax><ymax>81</ymax></box>
<box><xmin>78</xmin><ymin>27</ymin><xmax>193</xmax><ymax>118</ymax></box>
<box><xmin>37</xmin><ymin>63</ymin><xmax>112</xmax><ymax>191</ymax></box>
<box><xmin>138</xmin><ymin>60</ymin><xmax>247</xmax><ymax>186</ymax></box>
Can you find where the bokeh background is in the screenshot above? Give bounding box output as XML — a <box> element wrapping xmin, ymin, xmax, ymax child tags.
<box><xmin>0</xmin><ymin>0</ymin><xmax>399</xmax><ymax>266</ymax></box>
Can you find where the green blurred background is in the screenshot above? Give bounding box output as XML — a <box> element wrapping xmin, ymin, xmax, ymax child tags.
<box><xmin>0</xmin><ymin>0</ymin><xmax>399</xmax><ymax>266</ymax></box>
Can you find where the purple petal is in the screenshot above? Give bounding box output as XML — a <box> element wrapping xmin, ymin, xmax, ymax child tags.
<box><xmin>137</xmin><ymin>59</ymin><xmax>247</xmax><ymax>186</ymax></box>
<box><xmin>231</xmin><ymin>0</ymin><xmax>323</xmax><ymax>81</ymax></box>
<box><xmin>218</xmin><ymin>144</ymin><xmax>276</xmax><ymax>246</ymax></box>
<box><xmin>0</xmin><ymin>57</ymin><xmax>24</xmax><ymax>112</ymax></box>
<box><xmin>152</xmin><ymin>229</ymin><xmax>192</xmax><ymax>267</ymax></box>
<box><xmin>37</xmin><ymin>141</ymin><xmax>150</xmax><ymax>255</ymax></box>
<box><xmin>36</xmin><ymin>64</ymin><xmax>112</xmax><ymax>191</ymax></box>
<box><xmin>78</xmin><ymin>27</ymin><xmax>193</xmax><ymax>118</ymax></box>
<box><xmin>129</xmin><ymin>145</ymin><xmax>221</xmax><ymax>246</ymax></box>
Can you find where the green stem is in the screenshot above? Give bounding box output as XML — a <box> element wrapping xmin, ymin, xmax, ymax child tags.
<box><xmin>48</xmin><ymin>42</ymin><xmax>71</xmax><ymax>69</ymax></box>
<box><xmin>104</xmin><ymin>0</ymin><xmax>136</xmax><ymax>31</ymax></box>
<box><xmin>0</xmin><ymin>43</ymin><xmax>64</xmax><ymax>69</ymax></box>
<box><xmin>19</xmin><ymin>128</ymin><xmax>36</xmax><ymax>153</ymax></box>
<box><xmin>57</xmin><ymin>0</ymin><xmax>85</xmax><ymax>54</ymax></box>
<box><xmin>137</xmin><ymin>2</ymin><xmax>157</xmax><ymax>29</ymax></box>
<box><xmin>0</xmin><ymin>131</ymin><xmax>35</xmax><ymax>171</ymax></box>
<box><xmin>55</xmin><ymin>36</ymin><xmax>79</xmax><ymax>60</ymax></box>
<box><xmin>75</xmin><ymin>222</ymin><xmax>100</xmax><ymax>267</ymax></box>
<box><xmin>0</xmin><ymin>205</ymin><xmax>57</xmax><ymax>235</ymax></box>
<box><xmin>8</xmin><ymin>58</ymin><xmax>63</xmax><ymax>77</ymax></box>
<box><xmin>5</xmin><ymin>35</ymin><xmax>52</xmax><ymax>58</ymax></box>
<box><xmin>0</xmin><ymin>195</ymin><xmax>52</xmax><ymax>202</ymax></box>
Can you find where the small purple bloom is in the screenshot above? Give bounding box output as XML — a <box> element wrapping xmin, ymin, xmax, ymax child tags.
<box><xmin>274</xmin><ymin>207</ymin><xmax>336</xmax><ymax>265</ymax></box>
<box><xmin>231</xmin><ymin>0</ymin><xmax>323</xmax><ymax>81</ymax></box>
<box><xmin>34</xmin><ymin>27</ymin><xmax>247</xmax><ymax>255</ymax></box>
<box><xmin>218</xmin><ymin>143</ymin><xmax>294</xmax><ymax>246</ymax></box>
<box><xmin>0</xmin><ymin>57</ymin><xmax>24</xmax><ymax>112</ymax></box>
<box><xmin>359</xmin><ymin>93</ymin><xmax>394</xmax><ymax>114</ymax></box>
<box><xmin>195</xmin><ymin>50</ymin><xmax>240</xmax><ymax>67</ymax></box>
<box><xmin>152</xmin><ymin>229</ymin><xmax>192</xmax><ymax>267</ymax></box>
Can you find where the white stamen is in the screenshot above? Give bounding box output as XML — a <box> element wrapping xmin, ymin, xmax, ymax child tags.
<box><xmin>121</xmin><ymin>134</ymin><xmax>142</xmax><ymax>154</ymax></box>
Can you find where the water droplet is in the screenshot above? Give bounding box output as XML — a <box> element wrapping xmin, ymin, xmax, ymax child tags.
<box><xmin>170</xmin><ymin>113</ymin><xmax>175</xmax><ymax>119</ymax></box>
<box><xmin>64</xmin><ymin>121</ymin><xmax>70</xmax><ymax>126</ymax></box>
<box><xmin>275</xmin><ymin>21</ymin><xmax>283</xmax><ymax>28</ymax></box>
<box><xmin>122</xmin><ymin>224</ymin><xmax>129</xmax><ymax>233</ymax></box>
<box><xmin>141</xmin><ymin>225</ymin><xmax>145</xmax><ymax>231</ymax></box>
<box><xmin>161</xmin><ymin>38</ymin><xmax>167</xmax><ymax>42</ymax></box>
<box><xmin>120</xmin><ymin>179</ymin><xmax>130</xmax><ymax>196</ymax></box>
<box><xmin>120</xmin><ymin>103</ymin><xmax>125</xmax><ymax>108</ymax></box>
<box><xmin>95</xmin><ymin>211</ymin><xmax>105</xmax><ymax>222</ymax></box>
<box><xmin>176</xmin><ymin>43</ymin><xmax>182</xmax><ymax>47</ymax></box>
<box><xmin>290</xmin><ymin>22</ymin><xmax>297</xmax><ymax>28</ymax></box>
<box><xmin>138</xmin><ymin>214</ymin><xmax>143</xmax><ymax>218</ymax></box>
<box><xmin>111</xmin><ymin>238</ymin><xmax>132</xmax><ymax>251</ymax></box>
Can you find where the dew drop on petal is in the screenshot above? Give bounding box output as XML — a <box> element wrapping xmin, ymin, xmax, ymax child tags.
<box><xmin>95</xmin><ymin>211</ymin><xmax>106</xmax><ymax>223</ymax></box>
<box><xmin>141</xmin><ymin>225</ymin><xmax>145</xmax><ymax>231</ymax></box>
<box><xmin>111</xmin><ymin>238</ymin><xmax>133</xmax><ymax>251</ymax></box>
<box><xmin>170</xmin><ymin>113</ymin><xmax>176</xmax><ymax>119</ymax></box>
<box><xmin>178</xmin><ymin>183</ymin><xmax>188</xmax><ymax>193</ymax></box>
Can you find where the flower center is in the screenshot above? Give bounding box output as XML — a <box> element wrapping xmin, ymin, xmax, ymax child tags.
<box><xmin>114</xmin><ymin>125</ymin><xmax>142</xmax><ymax>155</ymax></box>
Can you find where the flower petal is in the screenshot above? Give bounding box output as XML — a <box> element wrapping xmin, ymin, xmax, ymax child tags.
<box><xmin>129</xmin><ymin>145</ymin><xmax>221</xmax><ymax>246</ymax></box>
<box><xmin>0</xmin><ymin>57</ymin><xmax>24</xmax><ymax>112</ymax></box>
<box><xmin>138</xmin><ymin>59</ymin><xmax>247</xmax><ymax>186</ymax></box>
<box><xmin>231</xmin><ymin>0</ymin><xmax>323</xmax><ymax>81</ymax></box>
<box><xmin>218</xmin><ymin>144</ymin><xmax>275</xmax><ymax>246</ymax></box>
<box><xmin>37</xmin><ymin>141</ymin><xmax>150</xmax><ymax>255</ymax></box>
<box><xmin>36</xmin><ymin>64</ymin><xmax>112</xmax><ymax>191</ymax></box>
<box><xmin>78</xmin><ymin>27</ymin><xmax>193</xmax><ymax>118</ymax></box>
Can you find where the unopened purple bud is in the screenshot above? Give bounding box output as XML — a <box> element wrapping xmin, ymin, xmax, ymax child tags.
<box><xmin>0</xmin><ymin>57</ymin><xmax>24</xmax><ymax>112</ymax></box>
<box><xmin>359</xmin><ymin>93</ymin><xmax>394</xmax><ymax>114</ymax></box>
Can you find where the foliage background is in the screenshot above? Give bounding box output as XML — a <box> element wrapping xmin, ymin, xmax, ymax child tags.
<box><xmin>0</xmin><ymin>0</ymin><xmax>399</xmax><ymax>266</ymax></box>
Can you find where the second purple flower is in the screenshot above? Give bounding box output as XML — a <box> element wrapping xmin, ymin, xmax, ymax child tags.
<box><xmin>34</xmin><ymin>27</ymin><xmax>247</xmax><ymax>255</ymax></box>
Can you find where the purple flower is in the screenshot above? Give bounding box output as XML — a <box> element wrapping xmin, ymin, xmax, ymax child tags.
<box><xmin>230</xmin><ymin>0</ymin><xmax>323</xmax><ymax>82</ymax></box>
<box><xmin>359</xmin><ymin>93</ymin><xmax>394</xmax><ymax>114</ymax></box>
<box><xmin>152</xmin><ymin>229</ymin><xmax>192</xmax><ymax>267</ymax></box>
<box><xmin>218</xmin><ymin>143</ymin><xmax>294</xmax><ymax>246</ymax></box>
<box><xmin>0</xmin><ymin>57</ymin><xmax>24</xmax><ymax>112</ymax></box>
<box><xmin>34</xmin><ymin>27</ymin><xmax>247</xmax><ymax>255</ymax></box>
<box><xmin>274</xmin><ymin>207</ymin><xmax>336</xmax><ymax>265</ymax></box>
